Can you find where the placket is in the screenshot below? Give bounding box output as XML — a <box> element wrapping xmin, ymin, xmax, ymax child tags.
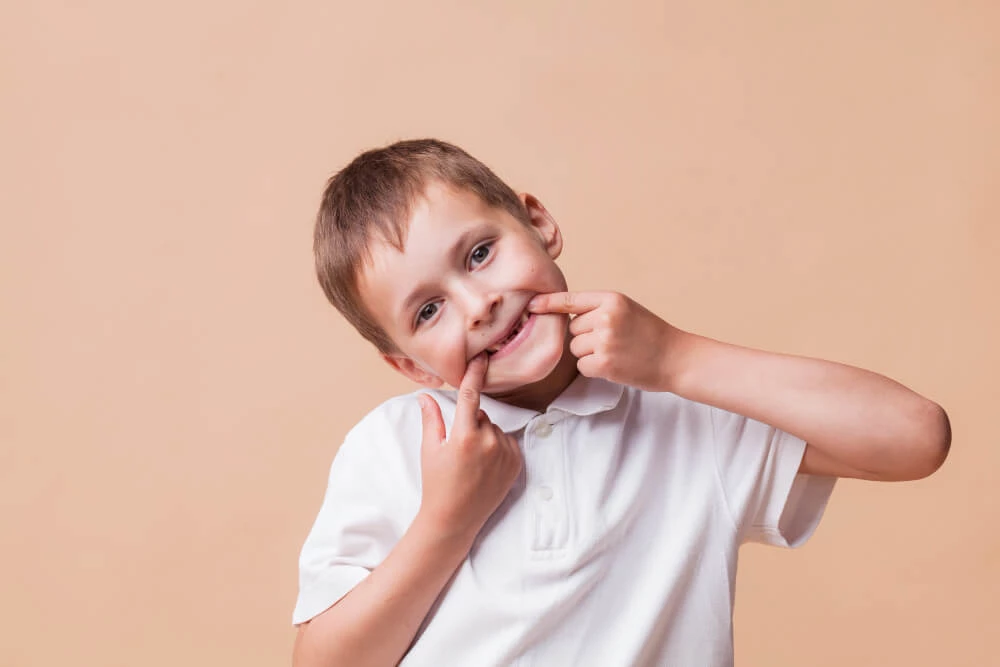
<box><xmin>522</xmin><ymin>413</ymin><xmax>570</xmax><ymax>555</ymax></box>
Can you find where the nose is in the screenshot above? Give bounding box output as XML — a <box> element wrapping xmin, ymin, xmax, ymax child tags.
<box><xmin>460</xmin><ymin>285</ymin><xmax>501</xmax><ymax>330</ymax></box>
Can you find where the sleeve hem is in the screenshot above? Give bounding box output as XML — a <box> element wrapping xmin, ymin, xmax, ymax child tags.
<box><xmin>292</xmin><ymin>565</ymin><xmax>371</xmax><ymax>625</ymax></box>
<box><xmin>754</xmin><ymin>430</ymin><xmax>836</xmax><ymax>548</ymax></box>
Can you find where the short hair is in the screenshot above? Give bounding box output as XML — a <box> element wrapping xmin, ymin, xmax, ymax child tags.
<box><xmin>313</xmin><ymin>139</ymin><xmax>530</xmax><ymax>353</ymax></box>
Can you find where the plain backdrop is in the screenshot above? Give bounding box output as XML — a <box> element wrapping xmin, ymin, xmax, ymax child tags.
<box><xmin>2</xmin><ymin>1</ymin><xmax>997</xmax><ymax>665</ymax></box>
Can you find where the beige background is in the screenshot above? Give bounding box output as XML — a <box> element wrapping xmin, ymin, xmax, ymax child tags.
<box><xmin>2</xmin><ymin>1</ymin><xmax>997</xmax><ymax>665</ymax></box>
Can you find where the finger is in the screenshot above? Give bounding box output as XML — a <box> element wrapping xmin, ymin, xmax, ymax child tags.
<box><xmin>418</xmin><ymin>394</ymin><xmax>446</xmax><ymax>446</ymax></box>
<box><xmin>500</xmin><ymin>431</ymin><xmax>523</xmax><ymax>477</ymax></box>
<box><xmin>492</xmin><ymin>423</ymin><xmax>515</xmax><ymax>456</ymax></box>
<box><xmin>568</xmin><ymin>311</ymin><xmax>598</xmax><ymax>336</ymax></box>
<box><xmin>454</xmin><ymin>353</ymin><xmax>489</xmax><ymax>432</ymax></box>
<box><xmin>502</xmin><ymin>430</ymin><xmax>522</xmax><ymax>459</ymax></box>
<box><xmin>577</xmin><ymin>355</ymin><xmax>605</xmax><ymax>379</ymax></box>
<box><xmin>528</xmin><ymin>291</ymin><xmax>606</xmax><ymax>316</ymax></box>
<box><xmin>569</xmin><ymin>331</ymin><xmax>597</xmax><ymax>359</ymax></box>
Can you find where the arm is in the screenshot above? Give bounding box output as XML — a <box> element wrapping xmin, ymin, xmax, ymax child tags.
<box><xmin>292</xmin><ymin>514</ymin><xmax>475</xmax><ymax>667</ymax></box>
<box><xmin>294</xmin><ymin>355</ymin><xmax>521</xmax><ymax>667</ymax></box>
<box><xmin>667</xmin><ymin>333</ymin><xmax>951</xmax><ymax>481</ymax></box>
<box><xmin>529</xmin><ymin>292</ymin><xmax>951</xmax><ymax>482</ymax></box>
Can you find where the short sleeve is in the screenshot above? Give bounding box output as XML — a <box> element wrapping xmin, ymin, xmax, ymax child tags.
<box><xmin>293</xmin><ymin>398</ymin><xmax>423</xmax><ymax>625</ymax></box>
<box><xmin>710</xmin><ymin>406</ymin><xmax>836</xmax><ymax>547</ymax></box>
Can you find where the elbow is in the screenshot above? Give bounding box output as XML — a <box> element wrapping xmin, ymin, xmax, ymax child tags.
<box><xmin>904</xmin><ymin>400</ymin><xmax>951</xmax><ymax>480</ymax></box>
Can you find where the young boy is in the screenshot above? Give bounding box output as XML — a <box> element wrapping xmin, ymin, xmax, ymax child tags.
<box><xmin>293</xmin><ymin>139</ymin><xmax>950</xmax><ymax>666</ymax></box>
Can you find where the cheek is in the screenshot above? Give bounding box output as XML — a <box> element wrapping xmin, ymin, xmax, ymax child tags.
<box><xmin>426</xmin><ymin>319</ymin><xmax>471</xmax><ymax>386</ymax></box>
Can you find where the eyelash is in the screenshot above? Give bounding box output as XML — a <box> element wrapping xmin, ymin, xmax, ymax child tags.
<box><xmin>414</xmin><ymin>241</ymin><xmax>494</xmax><ymax>328</ymax></box>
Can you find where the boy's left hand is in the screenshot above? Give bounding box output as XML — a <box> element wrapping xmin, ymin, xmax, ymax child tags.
<box><xmin>528</xmin><ymin>291</ymin><xmax>687</xmax><ymax>392</ymax></box>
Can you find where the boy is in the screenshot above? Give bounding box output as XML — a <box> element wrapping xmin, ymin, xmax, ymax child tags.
<box><xmin>293</xmin><ymin>139</ymin><xmax>950</xmax><ymax>666</ymax></box>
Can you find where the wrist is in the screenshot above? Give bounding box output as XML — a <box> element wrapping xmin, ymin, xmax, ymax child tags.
<box><xmin>411</xmin><ymin>508</ymin><xmax>480</xmax><ymax>554</ymax></box>
<box><xmin>657</xmin><ymin>328</ymin><xmax>699</xmax><ymax>394</ymax></box>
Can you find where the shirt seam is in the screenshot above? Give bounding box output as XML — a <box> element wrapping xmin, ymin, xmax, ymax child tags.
<box><xmin>709</xmin><ymin>405</ymin><xmax>740</xmax><ymax>539</ymax></box>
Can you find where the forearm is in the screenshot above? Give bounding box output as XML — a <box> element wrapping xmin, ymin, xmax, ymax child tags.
<box><xmin>666</xmin><ymin>332</ymin><xmax>950</xmax><ymax>480</ymax></box>
<box><xmin>292</xmin><ymin>513</ymin><xmax>475</xmax><ymax>667</ymax></box>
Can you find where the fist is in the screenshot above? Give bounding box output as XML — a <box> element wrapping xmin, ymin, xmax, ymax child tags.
<box><xmin>528</xmin><ymin>291</ymin><xmax>686</xmax><ymax>392</ymax></box>
<box><xmin>416</xmin><ymin>354</ymin><xmax>523</xmax><ymax>542</ymax></box>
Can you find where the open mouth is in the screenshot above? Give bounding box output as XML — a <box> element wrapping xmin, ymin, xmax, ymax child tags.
<box><xmin>486</xmin><ymin>311</ymin><xmax>530</xmax><ymax>356</ymax></box>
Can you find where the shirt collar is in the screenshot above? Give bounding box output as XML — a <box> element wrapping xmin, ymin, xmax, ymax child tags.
<box><xmin>476</xmin><ymin>374</ymin><xmax>626</xmax><ymax>433</ymax></box>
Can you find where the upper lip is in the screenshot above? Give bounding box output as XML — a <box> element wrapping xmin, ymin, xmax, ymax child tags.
<box><xmin>482</xmin><ymin>308</ymin><xmax>528</xmax><ymax>353</ymax></box>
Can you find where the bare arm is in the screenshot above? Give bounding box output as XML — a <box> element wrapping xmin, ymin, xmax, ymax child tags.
<box><xmin>668</xmin><ymin>333</ymin><xmax>951</xmax><ymax>481</ymax></box>
<box><xmin>292</xmin><ymin>515</ymin><xmax>474</xmax><ymax>667</ymax></box>
<box><xmin>529</xmin><ymin>291</ymin><xmax>951</xmax><ymax>482</ymax></box>
<box><xmin>293</xmin><ymin>354</ymin><xmax>521</xmax><ymax>667</ymax></box>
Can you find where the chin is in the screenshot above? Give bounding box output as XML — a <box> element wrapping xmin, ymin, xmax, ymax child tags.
<box><xmin>483</xmin><ymin>314</ymin><xmax>567</xmax><ymax>392</ymax></box>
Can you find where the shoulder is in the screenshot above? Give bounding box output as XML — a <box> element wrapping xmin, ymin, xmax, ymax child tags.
<box><xmin>619</xmin><ymin>385</ymin><xmax>715</xmax><ymax>436</ymax></box>
<box><xmin>336</xmin><ymin>390</ymin><xmax>437</xmax><ymax>464</ymax></box>
<box><xmin>353</xmin><ymin>390</ymin><xmax>425</xmax><ymax>433</ymax></box>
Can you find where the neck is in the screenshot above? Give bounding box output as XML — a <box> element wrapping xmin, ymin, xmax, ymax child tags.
<box><xmin>484</xmin><ymin>333</ymin><xmax>579</xmax><ymax>413</ymax></box>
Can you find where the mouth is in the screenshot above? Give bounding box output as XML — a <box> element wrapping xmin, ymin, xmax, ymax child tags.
<box><xmin>484</xmin><ymin>310</ymin><xmax>532</xmax><ymax>357</ymax></box>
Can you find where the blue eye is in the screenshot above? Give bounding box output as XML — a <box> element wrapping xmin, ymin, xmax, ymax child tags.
<box><xmin>470</xmin><ymin>242</ymin><xmax>492</xmax><ymax>267</ymax></box>
<box><xmin>417</xmin><ymin>302</ymin><xmax>439</xmax><ymax>324</ymax></box>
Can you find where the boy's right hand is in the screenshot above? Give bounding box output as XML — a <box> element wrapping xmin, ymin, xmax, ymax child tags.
<box><xmin>416</xmin><ymin>353</ymin><xmax>523</xmax><ymax>543</ymax></box>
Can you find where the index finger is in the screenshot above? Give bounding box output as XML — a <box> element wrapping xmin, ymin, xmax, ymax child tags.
<box><xmin>454</xmin><ymin>353</ymin><xmax>489</xmax><ymax>432</ymax></box>
<box><xmin>527</xmin><ymin>291</ymin><xmax>605</xmax><ymax>315</ymax></box>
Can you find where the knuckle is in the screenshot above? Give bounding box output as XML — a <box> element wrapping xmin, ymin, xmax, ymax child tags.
<box><xmin>482</xmin><ymin>436</ymin><xmax>499</xmax><ymax>454</ymax></box>
<box><xmin>459</xmin><ymin>387</ymin><xmax>479</xmax><ymax>403</ymax></box>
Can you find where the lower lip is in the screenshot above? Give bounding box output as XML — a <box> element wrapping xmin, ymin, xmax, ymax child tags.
<box><xmin>490</xmin><ymin>313</ymin><xmax>536</xmax><ymax>360</ymax></box>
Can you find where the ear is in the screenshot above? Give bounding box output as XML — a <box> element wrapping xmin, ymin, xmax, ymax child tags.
<box><xmin>382</xmin><ymin>353</ymin><xmax>445</xmax><ymax>388</ymax></box>
<box><xmin>519</xmin><ymin>193</ymin><xmax>563</xmax><ymax>260</ymax></box>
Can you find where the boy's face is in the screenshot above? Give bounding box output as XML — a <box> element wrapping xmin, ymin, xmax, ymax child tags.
<box><xmin>359</xmin><ymin>181</ymin><xmax>573</xmax><ymax>401</ymax></box>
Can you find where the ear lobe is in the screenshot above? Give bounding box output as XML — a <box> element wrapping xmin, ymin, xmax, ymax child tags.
<box><xmin>382</xmin><ymin>354</ymin><xmax>444</xmax><ymax>388</ymax></box>
<box><xmin>520</xmin><ymin>192</ymin><xmax>563</xmax><ymax>260</ymax></box>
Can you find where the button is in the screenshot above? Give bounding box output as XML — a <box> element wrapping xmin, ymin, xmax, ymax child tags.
<box><xmin>537</xmin><ymin>485</ymin><xmax>554</xmax><ymax>501</ymax></box>
<box><xmin>533</xmin><ymin>422</ymin><xmax>553</xmax><ymax>438</ymax></box>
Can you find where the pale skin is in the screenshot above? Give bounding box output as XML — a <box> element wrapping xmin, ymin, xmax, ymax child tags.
<box><xmin>295</xmin><ymin>194</ymin><xmax>951</xmax><ymax>665</ymax></box>
<box><xmin>526</xmin><ymin>290</ymin><xmax>951</xmax><ymax>482</ymax></box>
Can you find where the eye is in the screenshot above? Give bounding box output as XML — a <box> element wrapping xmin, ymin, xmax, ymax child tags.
<box><xmin>416</xmin><ymin>301</ymin><xmax>439</xmax><ymax>325</ymax></box>
<box><xmin>469</xmin><ymin>242</ymin><xmax>493</xmax><ymax>267</ymax></box>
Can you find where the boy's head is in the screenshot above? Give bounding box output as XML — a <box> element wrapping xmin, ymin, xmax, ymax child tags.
<box><xmin>314</xmin><ymin>139</ymin><xmax>575</xmax><ymax>400</ymax></box>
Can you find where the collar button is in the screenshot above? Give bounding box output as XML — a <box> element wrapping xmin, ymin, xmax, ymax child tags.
<box><xmin>533</xmin><ymin>422</ymin><xmax>553</xmax><ymax>438</ymax></box>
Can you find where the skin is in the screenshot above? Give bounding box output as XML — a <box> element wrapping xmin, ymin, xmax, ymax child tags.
<box><xmin>293</xmin><ymin>182</ymin><xmax>952</xmax><ymax>666</ymax></box>
<box><xmin>526</xmin><ymin>291</ymin><xmax>951</xmax><ymax>481</ymax></box>
<box><xmin>363</xmin><ymin>181</ymin><xmax>579</xmax><ymax>412</ymax></box>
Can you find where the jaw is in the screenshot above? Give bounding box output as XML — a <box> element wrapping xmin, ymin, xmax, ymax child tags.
<box><xmin>481</xmin><ymin>315</ymin><xmax>578</xmax><ymax>412</ymax></box>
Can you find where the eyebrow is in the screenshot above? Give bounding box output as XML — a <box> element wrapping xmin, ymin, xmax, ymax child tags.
<box><xmin>397</xmin><ymin>227</ymin><xmax>482</xmax><ymax>325</ymax></box>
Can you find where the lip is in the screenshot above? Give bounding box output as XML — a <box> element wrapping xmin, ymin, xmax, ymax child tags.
<box><xmin>484</xmin><ymin>310</ymin><xmax>527</xmax><ymax>352</ymax></box>
<box><xmin>488</xmin><ymin>312</ymin><xmax>535</xmax><ymax>360</ymax></box>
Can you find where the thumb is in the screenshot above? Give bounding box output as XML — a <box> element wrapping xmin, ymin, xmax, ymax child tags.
<box><xmin>418</xmin><ymin>394</ymin><xmax>446</xmax><ymax>447</ymax></box>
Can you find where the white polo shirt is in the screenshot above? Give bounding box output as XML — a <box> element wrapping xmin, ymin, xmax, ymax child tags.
<box><xmin>295</xmin><ymin>374</ymin><xmax>835</xmax><ymax>666</ymax></box>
